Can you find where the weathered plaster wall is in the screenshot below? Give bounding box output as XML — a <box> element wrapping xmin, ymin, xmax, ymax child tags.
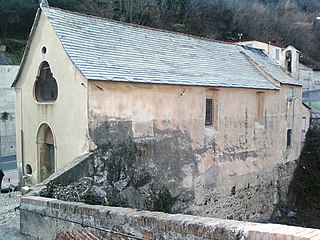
<box><xmin>0</xmin><ymin>65</ymin><xmax>19</xmax><ymax>157</ymax></box>
<box><xmin>15</xmin><ymin>12</ymin><xmax>89</xmax><ymax>184</ymax></box>
<box><xmin>300</xmin><ymin>64</ymin><xmax>315</xmax><ymax>92</ymax></box>
<box><xmin>85</xmin><ymin>81</ymin><xmax>302</xmax><ymax>221</ymax></box>
<box><xmin>20</xmin><ymin>196</ymin><xmax>320</xmax><ymax>240</ymax></box>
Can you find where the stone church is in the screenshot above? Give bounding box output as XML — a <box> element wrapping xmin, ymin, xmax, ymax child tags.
<box><xmin>13</xmin><ymin>4</ymin><xmax>307</xmax><ymax>221</ymax></box>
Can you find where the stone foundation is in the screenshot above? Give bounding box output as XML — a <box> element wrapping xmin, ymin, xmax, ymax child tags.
<box><xmin>37</xmin><ymin>140</ymin><xmax>297</xmax><ymax>222</ymax></box>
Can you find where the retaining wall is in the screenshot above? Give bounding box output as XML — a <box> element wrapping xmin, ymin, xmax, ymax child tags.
<box><xmin>20</xmin><ymin>196</ymin><xmax>320</xmax><ymax>240</ymax></box>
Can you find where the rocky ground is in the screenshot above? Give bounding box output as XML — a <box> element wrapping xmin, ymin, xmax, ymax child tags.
<box><xmin>0</xmin><ymin>191</ymin><xmax>34</xmax><ymax>239</ymax></box>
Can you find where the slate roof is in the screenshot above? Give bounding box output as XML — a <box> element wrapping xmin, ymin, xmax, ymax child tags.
<box><xmin>302</xmin><ymin>89</ymin><xmax>320</xmax><ymax>102</ymax></box>
<box><xmin>14</xmin><ymin>6</ymin><xmax>301</xmax><ymax>89</ymax></box>
<box><xmin>240</xmin><ymin>46</ymin><xmax>298</xmax><ymax>85</ymax></box>
<box><xmin>0</xmin><ymin>53</ymin><xmax>12</xmax><ymax>65</ymax></box>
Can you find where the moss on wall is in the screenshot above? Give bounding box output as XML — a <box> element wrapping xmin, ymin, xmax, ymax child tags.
<box><xmin>145</xmin><ymin>186</ymin><xmax>177</xmax><ymax>213</ymax></box>
<box><xmin>272</xmin><ymin>127</ymin><xmax>320</xmax><ymax>228</ymax></box>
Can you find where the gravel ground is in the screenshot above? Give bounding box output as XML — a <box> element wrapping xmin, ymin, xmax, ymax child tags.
<box><xmin>0</xmin><ymin>191</ymin><xmax>34</xmax><ymax>239</ymax></box>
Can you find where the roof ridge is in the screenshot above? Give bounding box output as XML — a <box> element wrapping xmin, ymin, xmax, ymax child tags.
<box><xmin>224</xmin><ymin>38</ymin><xmax>284</xmax><ymax>48</ymax></box>
<box><xmin>44</xmin><ymin>6</ymin><xmax>233</xmax><ymax>46</ymax></box>
<box><xmin>14</xmin><ymin>5</ymin><xmax>287</xmax><ymax>90</ymax></box>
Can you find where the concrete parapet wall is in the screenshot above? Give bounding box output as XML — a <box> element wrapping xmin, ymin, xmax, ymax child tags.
<box><xmin>20</xmin><ymin>196</ymin><xmax>320</xmax><ymax>240</ymax></box>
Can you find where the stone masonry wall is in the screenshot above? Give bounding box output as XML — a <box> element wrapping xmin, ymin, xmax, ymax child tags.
<box><xmin>37</xmin><ymin>118</ymin><xmax>297</xmax><ymax>222</ymax></box>
<box><xmin>84</xmin><ymin>81</ymin><xmax>303</xmax><ymax>222</ymax></box>
<box><xmin>88</xmin><ymin>118</ymin><xmax>297</xmax><ymax>222</ymax></box>
<box><xmin>20</xmin><ymin>196</ymin><xmax>320</xmax><ymax>240</ymax></box>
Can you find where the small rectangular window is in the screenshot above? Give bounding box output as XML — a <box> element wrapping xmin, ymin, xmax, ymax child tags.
<box><xmin>205</xmin><ymin>99</ymin><xmax>213</xmax><ymax>126</ymax></box>
<box><xmin>255</xmin><ymin>92</ymin><xmax>265</xmax><ymax>124</ymax></box>
<box><xmin>287</xmin><ymin>129</ymin><xmax>292</xmax><ymax>147</ymax></box>
<box><xmin>288</xmin><ymin>86</ymin><xmax>294</xmax><ymax>101</ymax></box>
<box><xmin>301</xmin><ymin>117</ymin><xmax>306</xmax><ymax>132</ymax></box>
<box><xmin>275</xmin><ymin>49</ymin><xmax>280</xmax><ymax>61</ymax></box>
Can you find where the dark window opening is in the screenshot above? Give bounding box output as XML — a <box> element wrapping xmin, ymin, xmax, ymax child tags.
<box><xmin>287</xmin><ymin>129</ymin><xmax>292</xmax><ymax>147</ymax></box>
<box><xmin>41</xmin><ymin>46</ymin><xmax>47</xmax><ymax>54</ymax></box>
<box><xmin>286</xmin><ymin>50</ymin><xmax>292</xmax><ymax>73</ymax></box>
<box><xmin>26</xmin><ymin>164</ymin><xmax>32</xmax><ymax>175</ymax></box>
<box><xmin>35</xmin><ymin>62</ymin><xmax>58</xmax><ymax>102</ymax></box>
<box><xmin>205</xmin><ymin>99</ymin><xmax>213</xmax><ymax>126</ymax></box>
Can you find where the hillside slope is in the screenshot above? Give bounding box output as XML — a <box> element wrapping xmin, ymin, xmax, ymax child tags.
<box><xmin>1</xmin><ymin>0</ymin><xmax>320</xmax><ymax>66</ymax></box>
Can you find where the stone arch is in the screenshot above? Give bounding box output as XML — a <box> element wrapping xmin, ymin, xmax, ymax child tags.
<box><xmin>37</xmin><ymin>123</ymin><xmax>56</xmax><ymax>182</ymax></box>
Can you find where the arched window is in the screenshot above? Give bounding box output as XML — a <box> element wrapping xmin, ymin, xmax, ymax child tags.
<box><xmin>285</xmin><ymin>50</ymin><xmax>292</xmax><ymax>73</ymax></box>
<box><xmin>34</xmin><ymin>61</ymin><xmax>58</xmax><ymax>102</ymax></box>
<box><xmin>26</xmin><ymin>164</ymin><xmax>32</xmax><ymax>175</ymax></box>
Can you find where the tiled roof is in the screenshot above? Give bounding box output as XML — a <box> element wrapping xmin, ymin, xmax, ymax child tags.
<box><xmin>39</xmin><ymin>7</ymin><xmax>298</xmax><ymax>89</ymax></box>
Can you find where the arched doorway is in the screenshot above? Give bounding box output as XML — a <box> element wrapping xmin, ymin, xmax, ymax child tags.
<box><xmin>37</xmin><ymin>123</ymin><xmax>55</xmax><ymax>182</ymax></box>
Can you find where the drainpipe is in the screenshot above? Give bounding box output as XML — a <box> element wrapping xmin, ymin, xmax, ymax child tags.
<box><xmin>0</xmin><ymin>129</ymin><xmax>2</xmax><ymax>169</ymax></box>
<box><xmin>16</xmin><ymin>88</ymin><xmax>25</xmax><ymax>186</ymax></box>
<box><xmin>21</xmin><ymin>130</ymin><xmax>24</xmax><ymax>177</ymax></box>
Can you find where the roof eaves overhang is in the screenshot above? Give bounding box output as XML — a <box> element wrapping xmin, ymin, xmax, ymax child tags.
<box><xmin>12</xmin><ymin>8</ymin><xmax>42</xmax><ymax>87</ymax></box>
<box><xmin>87</xmin><ymin>78</ymin><xmax>280</xmax><ymax>91</ymax></box>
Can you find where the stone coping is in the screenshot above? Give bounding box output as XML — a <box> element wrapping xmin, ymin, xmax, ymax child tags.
<box><xmin>20</xmin><ymin>196</ymin><xmax>320</xmax><ymax>240</ymax></box>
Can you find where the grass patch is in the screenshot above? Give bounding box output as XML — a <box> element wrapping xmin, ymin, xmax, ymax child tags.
<box><xmin>2</xmin><ymin>52</ymin><xmax>23</xmax><ymax>65</ymax></box>
<box><xmin>1</xmin><ymin>38</ymin><xmax>27</xmax><ymax>65</ymax></box>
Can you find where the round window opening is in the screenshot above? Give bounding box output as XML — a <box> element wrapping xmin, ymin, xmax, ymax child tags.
<box><xmin>41</xmin><ymin>47</ymin><xmax>47</xmax><ymax>54</ymax></box>
<box><xmin>34</xmin><ymin>61</ymin><xmax>58</xmax><ymax>102</ymax></box>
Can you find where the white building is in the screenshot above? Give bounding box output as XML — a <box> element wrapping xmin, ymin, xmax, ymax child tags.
<box><xmin>235</xmin><ymin>39</ymin><xmax>320</xmax><ymax>94</ymax></box>
<box><xmin>235</xmin><ymin>39</ymin><xmax>300</xmax><ymax>80</ymax></box>
<box><xmin>0</xmin><ymin>65</ymin><xmax>19</xmax><ymax>159</ymax></box>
